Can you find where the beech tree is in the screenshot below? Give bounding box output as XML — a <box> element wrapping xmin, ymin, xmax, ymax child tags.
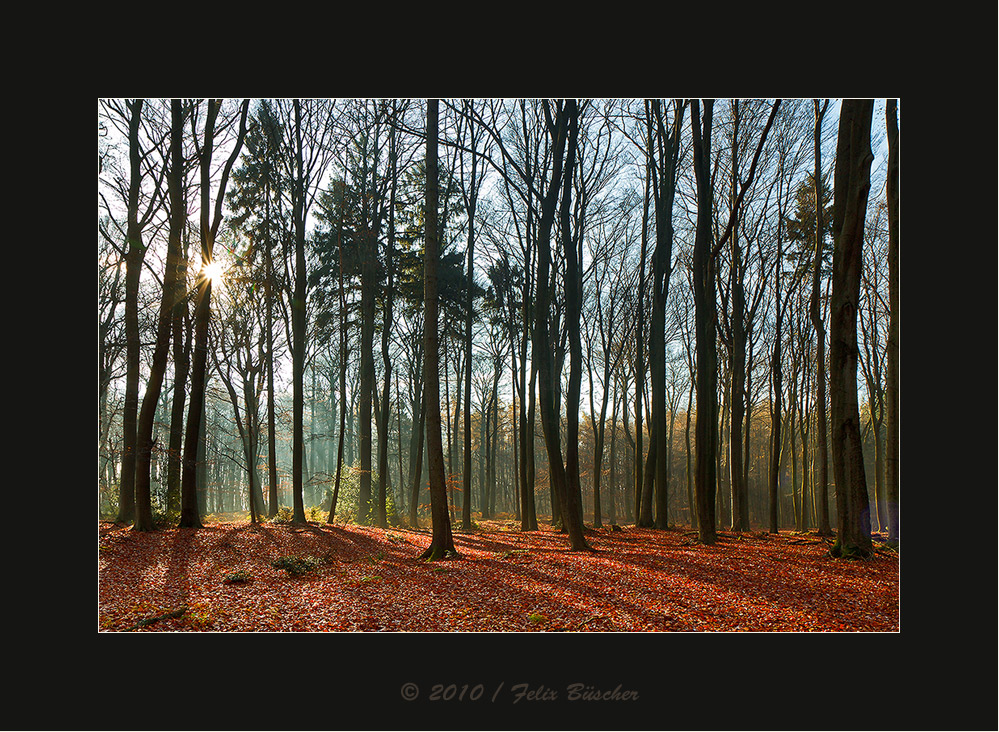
<box><xmin>454</xmin><ymin>99</ymin><xmax>488</xmax><ymax>531</ymax></box>
<box><xmin>643</xmin><ymin>99</ymin><xmax>686</xmax><ymax>530</ymax></box>
<box><xmin>133</xmin><ymin>99</ymin><xmax>185</xmax><ymax>531</ymax></box>
<box><xmin>884</xmin><ymin>99</ymin><xmax>899</xmax><ymax>544</ymax></box>
<box><xmin>809</xmin><ymin>99</ymin><xmax>834</xmax><ymax>536</ymax></box>
<box><xmin>828</xmin><ymin>98</ymin><xmax>875</xmax><ymax>559</ymax></box>
<box><xmin>99</xmin><ymin>99</ymin><xmax>169</xmax><ymax>526</ymax></box>
<box><xmin>420</xmin><ymin>99</ymin><xmax>459</xmax><ymax>560</ymax></box>
<box><xmin>277</xmin><ymin>98</ymin><xmax>338</xmax><ymax>525</ymax></box>
<box><xmin>180</xmin><ymin>99</ymin><xmax>249</xmax><ymax>529</ymax></box>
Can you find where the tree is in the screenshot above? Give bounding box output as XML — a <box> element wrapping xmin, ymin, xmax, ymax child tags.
<box><xmin>376</xmin><ymin>100</ymin><xmax>402</xmax><ymax>528</ymax></box>
<box><xmin>884</xmin><ymin>99</ymin><xmax>900</xmax><ymax>544</ymax></box>
<box><xmin>690</xmin><ymin>98</ymin><xmax>720</xmax><ymax>544</ymax></box>
<box><xmin>643</xmin><ymin>99</ymin><xmax>686</xmax><ymax>530</ymax></box>
<box><xmin>100</xmin><ymin>99</ymin><xmax>168</xmax><ymax>526</ymax></box>
<box><xmin>133</xmin><ymin>99</ymin><xmax>186</xmax><ymax>531</ymax></box>
<box><xmin>211</xmin><ymin>276</ymin><xmax>268</xmax><ymax>523</ymax></box>
<box><xmin>534</xmin><ymin>99</ymin><xmax>590</xmax><ymax>551</ymax></box>
<box><xmin>809</xmin><ymin>99</ymin><xmax>834</xmax><ymax>535</ymax></box>
<box><xmin>584</xmin><ymin>210</ymin><xmax>635</xmax><ymax>529</ymax></box>
<box><xmin>180</xmin><ymin>99</ymin><xmax>249</xmax><ymax>529</ymax></box>
<box><xmin>420</xmin><ymin>99</ymin><xmax>459</xmax><ymax>561</ymax></box>
<box><xmin>228</xmin><ymin>100</ymin><xmax>290</xmax><ymax>519</ymax></box>
<box><xmin>691</xmin><ymin>98</ymin><xmax>779</xmax><ymax>542</ymax></box>
<box><xmin>828</xmin><ymin>99</ymin><xmax>875</xmax><ymax>559</ymax></box>
<box><xmin>277</xmin><ymin>99</ymin><xmax>339</xmax><ymax>525</ymax></box>
<box><xmin>455</xmin><ymin>99</ymin><xmax>488</xmax><ymax>531</ymax></box>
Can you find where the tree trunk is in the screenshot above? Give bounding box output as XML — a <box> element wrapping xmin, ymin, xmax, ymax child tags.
<box><xmin>534</xmin><ymin>100</ymin><xmax>588</xmax><ymax>551</ymax></box>
<box><xmin>358</xmin><ymin>217</ymin><xmax>376</xmax><ymax>526</ymax></box>
<box><xmin>180</xmin><ymin>99</ymin><xmax>248</xmax><ymax>529</ymax></box>
<box><xmin>811</xmin><ymin>99</ymin><xmax>834</xmax><ymax>536</ymax></box>
<box><xmin>828</xmin><ymin>99</ymin><xmax>875</xmax><ymax>559</ymax></box>
<box><xmin>885</xmin><ymin>99</ymin><xmax>900</xmax><ymax>544</ymax></box>
<box><xmin>116</xmin><ymin>99</ymin><xmax>145</xmax><ymax>526</ymax></box>
<box><xmin>561</xmin><ymin>100</ymin><xmax>588</xmax><ymax>546</ymax></box>
<box><xmin>461</xmin><ymin>104</ymin><xmax>480</xmax><ymax>532</ymax></box>
<box><xmin>408</xmin><ymin>390</ymin><xmax>426</xmax><ymax>527</ymax></box>
<box><xmin>635</xmin><ymin>159</ymin><xmax>650</xmax><ymax>527</ymax></box>
<box><xmin>376</xmin><ymin>110</ymin><xmax>398</xmax><ymax>529</ymax></box>
<box><xmin>420</xmin><ymin>99</ymin><xmax>458</xmax><ymax>561</ymax></box>
<box><xmin>328</xmin><ymin>196</ymin><xmax>350</xmax><ymax>524</ymax></box>
<box><xmin>728</xmin><ymin>101</ymin><xmax>747</xmax><ymax>533</ymax></box>
<box><xmin>134</xmin><ymin>99</ymin><xmax>186</xmax><ymax>532</ymax></box>
<box><xmin>691</xmin><ymin>99</ymin><xmax>718</xmax><ymax>545</ymax></box>
<box><xmin>166</xmin><ymin>293</ymin><xmax>189</xmax><ymax>519</ymax></box>
<box><xmin>180</xmin><ymin>100</ymin><xmax>222</xmax><ymax>530</ymax></box>
<box><xmin>264</xmin><ymin>218</ymin><xmax>279</xmax><ymax>518</ymax></box>
<box><xmin>646</xmin><ymin>99</ymin><xmax>684</xmax><ymax>531</ymax></box>
<box><xmin>289</xmin><ymin>99</ymin><xmax>310</xmax><ymax>525</ymax></box>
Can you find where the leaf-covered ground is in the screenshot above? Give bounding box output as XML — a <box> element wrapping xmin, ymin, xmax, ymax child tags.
<box><xmin>98</xmin><ymin>519</ymin><xmax>899</xmax><ymax>632</ymax></box>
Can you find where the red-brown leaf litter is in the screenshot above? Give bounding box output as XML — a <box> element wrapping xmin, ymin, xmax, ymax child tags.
<box><xmin>98</xmin><ymin>518</ymin><xmax>899</xmax><ymax>632</ymax></box>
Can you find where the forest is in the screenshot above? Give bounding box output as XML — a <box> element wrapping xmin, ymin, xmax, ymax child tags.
<box><xmin>97</xmin><ymin>98</ymin><xmax>900</xmax><ymax>634</ymax></box>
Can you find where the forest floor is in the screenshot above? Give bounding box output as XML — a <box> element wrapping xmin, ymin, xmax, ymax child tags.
<box><xmin>98</xmin><ymin>517</ymin><xmax>899</xmax><ymax>632</ymax></box>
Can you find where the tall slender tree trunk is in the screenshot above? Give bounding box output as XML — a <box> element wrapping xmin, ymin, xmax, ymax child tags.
<box><xmin>408</xmin><ymin>389</ymin><xmax>426</xmax><ymax>527</ymax></box>
<box><xmin>358</xmin><ymin>230</ymin><xmax>376</xmax><ymax>525</ymax></box>
<box><xmin>289</xmin><ymin>99</ymin><xmax>311</xmax><ymax>525</ymax></box>
<box><xmin>180</xmin><ymin>99</ymin><xmax>248</xmax><ymax>529</ymax></box>
<box><xmin>420</xmin><ymin>99</ymin><xmax>458</xmax><ymax>561</ymax></box>
<box><xmin>635</xmin><ymin>159</ymin><xmax>650</xmax><ymax>527</ymax></box>
<box><xmin>885</xmin><ymin>99</ymin><xmax>900</xmax><ymax>544</ymax></box>
<box><xmin>646</xmin><ymin>99</ymin><xmax>684</xmax><ymax>531</ymax></box>
<box><xmin>561</xmin><ymin>100</ymin><xmax>588</xmax><ymax>546</ymax></box>
<box><xmin>264</xmin><ymin>220</ymin><xmax>279</xmax><ymax>518</ymax></box>
<box><xmin>684</xmin><ymin>371</ymin><xmax>696</xmax><ymax>529</ymax></box>
<box><xmin>691</xmin><ymin>99</ymin><xmax>718</xmax><ymax>545</ymax></box>
<box><xmin>461</xmin><ymin>103</ymin><xmax>480</xmax><ymax>532</ymax></box>
<box><xmin>376</xmin><ymin>109</ymin><xmax>398</xmax><ymax>529</ymax></box>
<box><xmin>328</xmin><ymin>194</ymin><xmax>349</xmax><ymax>524</ymax></box>
<box><xmin>811</xmin><ymin>99</ymin><xmax>834</xmax><ymax>536</ymax></box>
<box><xmin>534</xmin><ymin>100</ymin><xmax>588</xmax><ymax>551</ymax></box>
<box><xmin>134</xmin><ymin>99</ymin><xmax>186</xmax><ymax>532</ymax></box>
<box><xmin>180</xmin><ymin>100</ymin><xmax>221</xmax><ymax>530</ymax></box>
<box><xmin>166</xmin><ymin>280</ymin><xmax>189</xmax><ymax>519</ymax></box>
<box><xmin>728</xmin><ymin>101</ymin><xmax>747</xmax><ymax>533</ymax></box>
<box><xmin>829</xmin><ymin>99</ymin><xmax>875</xmax><ymax>559</ymax></box>
<box><xmin>116</xmin><ymin>99</ymin><xmax>146</xmax><ymax>526</ymax></box>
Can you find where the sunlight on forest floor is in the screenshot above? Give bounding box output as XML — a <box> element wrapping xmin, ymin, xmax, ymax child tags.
<box><xmin>98</xmin><ymin>518</ymin><xmax>899</xmax><ymax>633</ymax></box>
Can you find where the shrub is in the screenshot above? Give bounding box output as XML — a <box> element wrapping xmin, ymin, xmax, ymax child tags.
<box><xmin>268</xmin><ymin>506</ymin><xmax>296</xmax><ymax>524</ymax></box>
<box><xmin>271</xmin><ymin>555</ymin><xmax>326</xmax><ymax>577</ymax></box>
<box><xmin>327</xmin><ymin>466</ymin><xmax>401</xmax><ymax>526</ymax></box>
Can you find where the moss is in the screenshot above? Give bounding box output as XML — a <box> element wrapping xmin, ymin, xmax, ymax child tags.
<box><xmin>830</xmin><ymin>538</ymin><xmax>874</xmax><ymax>560</ymax></box>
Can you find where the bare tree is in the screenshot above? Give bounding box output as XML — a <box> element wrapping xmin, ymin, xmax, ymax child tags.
<box><xmin>420</xmin><ymin>99</ymin><xmax>459</xmax><ymax>560</ymax></box>
<box><xmin>884</xmin><ymin>99</ymin><xmax>900</xmax><ymax>544</ymax></box>
<box><xmin>828</xmin><ymin>99</ymin><xmax>875</xmax><ymax>559</ymax></box>
<box><xmin>180</xmin><ymin>99</ymin><xmax>249</xmax><ymax>529</ymax></box>
<box><xmin>99</xmin><ymin>99</ymin><xmax>169</xmax><ymax>525</ymax></box>
<box><xmin>643</xmin><ymin>99</ymin><xmax>686</xmax><ymax>530</ymax></box>
<box><xmin>133</xmin><ymin>99</ymin><xmax>185</xmax><ymax>531</ymax></box>
<box><xmin>276</xmin><ymin>99</ymin><xmax>338</xmax><ymax>524</ymax></box>
<box><xmin>810</xmin><ymin>99</ymin><xmax>834</xmax><ymax>536</ymax></box>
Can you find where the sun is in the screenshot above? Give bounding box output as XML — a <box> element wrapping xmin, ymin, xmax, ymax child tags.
<box><xmin>201</xmin><ymin>259</ymin><xmax>226</xmax><ymax>286</ymax></box>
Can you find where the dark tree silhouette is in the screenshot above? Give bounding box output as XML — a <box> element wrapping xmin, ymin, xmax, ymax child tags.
<box><xmin>420</xmin><ymin>99</ymin><xmax>459</xmax><ymax>561</ymax></box>
<box><xmin>829</xmin><ymin>98</ymin><xmax>875</xmax><ymax>559</ymax></box>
